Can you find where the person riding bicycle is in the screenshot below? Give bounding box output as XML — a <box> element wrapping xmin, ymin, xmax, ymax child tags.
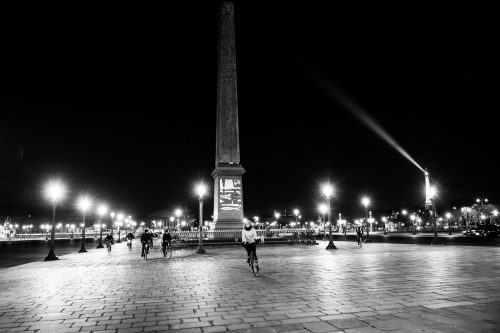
<box><xmin>162</xmin><ymin>229</ymin><xmax>172</xmax><ymax>250</ymax></box>
<box><xmin>126</xmin><ymin>231</ymin><xmax>135</xmax><ymax>248</ymax></box>
<box><xmin>104</xmin><ymin>233</ymin><xmax>114</xmax><ymax>250</ymax></box>
<box><xmin>141</xmin><ymin>229</ymin><xmax>151</xmax><ymax>257</ymax></box>
<box><xmin>242</xmin><ymin>220</ymin><xmax>259</xmax><ymax>266</ymax></box>
<box><xmin>356</xmin><ymin>225</ymin><xmax>364</xmax><ymax>246</ymax></box>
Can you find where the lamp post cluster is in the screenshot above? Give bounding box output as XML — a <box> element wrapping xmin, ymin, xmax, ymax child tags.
<box><xmin>42</xmin><ymin>178</ymin><xmax>134</xmax><ymax>261</ymax></box>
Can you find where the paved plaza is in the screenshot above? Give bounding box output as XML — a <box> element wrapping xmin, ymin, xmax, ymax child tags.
<box><xmin>1</xmin><ymin>240</ymin><xmax>499</xmax><ymax>333</ymax></box>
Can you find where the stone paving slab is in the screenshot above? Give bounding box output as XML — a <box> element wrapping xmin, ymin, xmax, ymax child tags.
<box><xmin>0</xmin><ymin>240</ymin><xmax>500</xmax><ymax>332</ymax></box>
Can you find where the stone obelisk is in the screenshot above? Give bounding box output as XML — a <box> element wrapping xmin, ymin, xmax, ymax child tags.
<box><xmin>212</xmin><ymin>1</ymin><xmax>245</xmax><ymax>229</ymax></box>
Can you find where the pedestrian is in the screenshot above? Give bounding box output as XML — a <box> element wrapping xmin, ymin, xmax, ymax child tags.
<box><xmin>356</xmin><ymin>225</ymin><xmax>364</xmax><ymax>247</ymax></box>
<box><xmin>148</xmin><ymin>230</ymin><xmax>154</xmax><ymax>248</ymax></box>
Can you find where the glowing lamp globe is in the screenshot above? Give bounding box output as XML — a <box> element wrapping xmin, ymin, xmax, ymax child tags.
<box><xmin>44</xmin><ymin>179</ymin><xmax>66</xmax><ymax>204</ymax></box>
<box><xmin>77</xmin><ymin>195</ymin><xmax>92</xmax><ymax>213</ymax></box>
<box><xmin>195</xmin><ymin>183</ymin><xmax>208</xmax><ymax>198</ymax></box>
<box><xmin>97</xmin><ymin>204</ymin><xmax>109</xmax><ymax>217</ymax></box>
<box><xmin>321</xmin><ymin>184</ymin><xmax>333</xmax><ymax>198</ymax></box>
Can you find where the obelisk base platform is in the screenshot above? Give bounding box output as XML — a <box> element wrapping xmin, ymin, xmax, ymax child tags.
<box><xmin>212</xmin><ymin>165</ymin><xmax>245</xmax><ymax>231</ymax></box>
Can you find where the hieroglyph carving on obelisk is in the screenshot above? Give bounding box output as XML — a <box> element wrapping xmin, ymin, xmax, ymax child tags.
<box><xmin>212</xmin><ymin>1</ymin><xmax>245</xmax><ymax>229</ymax></box>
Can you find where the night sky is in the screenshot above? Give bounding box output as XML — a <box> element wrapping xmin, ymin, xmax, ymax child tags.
<box><xmin>1</xmin><ymin>3</ymin><xmax>499</xmax><ymax>220</ymax></box>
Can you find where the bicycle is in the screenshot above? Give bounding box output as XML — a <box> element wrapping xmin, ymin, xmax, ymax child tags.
<box><xmin>244</xmin><ymin>243</ymin><xmax>260</xmax><ymax>277</ymax></box>
<box><xmin>162</xmin><ymin>242</ymin><xmax>172</xmax><ymax>258</ymax></box>
<box><xmin>106</xmin><ymin>241</ymin><xmax>112</xmax><ymax>253</ymax></box>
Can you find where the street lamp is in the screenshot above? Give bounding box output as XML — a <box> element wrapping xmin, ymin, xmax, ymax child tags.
<box><xmin>322</xmin><ymin>183</ymin><xmax>336</xmax><ymax>250</ymax></box>
<box><xmin>175</xmin><ymin>209</ymin><xmax>182</xmax><ymax>230</ymax></box>
<box><xmin>445</xmin><ymin>212</ymin><xmax>452</xmax><ymax>235</ymax></box>
<box><xmin>96</xmin><ymin>204</ymin><xmax>108</xmax><ymax>248</ymax></box>
<box><xmin>293</xmin><ymin>209</ymin><xmax>299</xmax><ymax>226</ymax></box>
<box><xmin>318</xmin><ymin>203</ymin><xmax>327</xmax><ymax>239</ymax></box>
<box><xmin>361</xmin><ymin>197</ymin><xmax>370</xmax><ymax>241</ymax></box>
<box><xmin>77</xmin><ymin>195</ymin><xmax>92</xmax><ymax>253</ymax></box>
<box><xmin>116</xmin><ymin>213</ymin><xmax>124</xmax><ymax>243</ymax></box>
<box><xmin>43</xmin><ymin>179</ymin><xmax>66</xmax><ymax>261</ymax></box>
<box><xmin>195</xmin><ymin>183</ymin><xmax>208</xmax><ymax>254</ymax></box>
<box><xmin>274</xmin><ymin>212</ymin><xmax>280</xmax><ymax>227</ymax></box>
<box><xmin>110</xmin><ymin>211</ymin><xmax>115</xmax><ymax>235</ymax></box>
<box><xmin>428</xmin><ymin>186</ymin><xmax>438</xmax><ymax>245</ymax></box>
<box><xmin>381</xmin><ymin>216</ymin><xmax>388</xmax><ymax>235</ymax></box>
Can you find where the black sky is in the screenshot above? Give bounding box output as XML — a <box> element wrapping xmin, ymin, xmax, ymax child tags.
<box><xmin>1</xmin><ymin>3</ymin><xmax>499</xmax><ymax>220</ymax></box>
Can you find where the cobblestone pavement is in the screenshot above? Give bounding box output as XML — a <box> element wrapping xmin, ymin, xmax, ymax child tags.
<box><xmin>1</xmin><ymin>240</ymin><xmax>499</xmax><ymax>332</ymax></box>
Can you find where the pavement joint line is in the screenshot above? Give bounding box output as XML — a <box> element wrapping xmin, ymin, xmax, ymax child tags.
<box><xmin>0</xmin><ymin>241</ymin><xmax>499</xmax><ymax>332</ymax></box>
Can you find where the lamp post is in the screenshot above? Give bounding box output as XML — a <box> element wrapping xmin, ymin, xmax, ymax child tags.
<box><xmin>293</xmin><ymin>209</ymin><xmax>299</xmax><ymax>226</ymax></box>
<box><xmin>318</xmin><ymin>203</ymin><xmax>327</xmax><ymax>240</ymax></box>
<box><xmin>96</xmin><ymin>204</ymin><xmax>108</xmax><ymax>248</ymax></box>
<box><xmin>361</xmin><ymin>197</ymin><xmax>370</xmax><ymax>242</ymax></box>
<box><xmin>195</xmin><ymin>183</ymin><xmax>207</xmax><ymax>254</ymax></box>
<box><xmin>322</xmin><ymin>183</ymin><xmax>336</xmax><ymax>250</ymax></box>
<box><xmin>429</xmin><ymin>187</ymin><xmax>438</xmax><ymax>245</ymax></box>
<box><xmin>274</xmin><ymin>211</ymin><xmax>280</xmax><ymax>226</ymax></box>
<box><xmin>77</xmin><ymin>195</ymin><xmax>92</xmax><ymax>253</ymax></box>
<box><xmin>43</xmin><ymin>179</ymin><xmax>66</xmax><ymax>261</ymax></box>
<box><xmin>110</xmin><ymin>211</ymin><xmax>115</xmax><ymax>235</ymax></box>
<box><xmin>175</xmin><ymin>209</ymin><xmax>182</xmax><ymax>231</ymax></box>
<box><xmin>116</xmin><ymin>213</ymin><xmax>124</xmax><ymax>243</ymax></box>
<box><xmin>410</xmin><ymin>214</ymin><xmax>416</xmax><ymax>235</ymax></box>
<box><xmin>475</xmin><ymin>198</ymin><xmax>488</xmax><ymax>227</ymax></box>
<box><xmin>381</xmin><ymin>216</ymin><xmax>388</xmax><ymax>235</ymax></box>
<box><xmin>445</xmin><ymin>212</ymin><xmax>452</xmax><ymax>235</ymax></box>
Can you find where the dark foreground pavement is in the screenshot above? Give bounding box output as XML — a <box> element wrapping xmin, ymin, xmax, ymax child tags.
<box><xmin>0</xmin><ymin>240</ymin><xmax>499</xmax><ymax>333</ymax></box>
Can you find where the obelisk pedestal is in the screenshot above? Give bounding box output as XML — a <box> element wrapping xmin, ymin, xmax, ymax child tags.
<box><xmin>213</xmin><ymin>2</ymin><xmax>245</xmax><ymax>230</ymax></box>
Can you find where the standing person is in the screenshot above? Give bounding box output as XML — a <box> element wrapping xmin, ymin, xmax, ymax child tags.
<box><xmin>356</xmin><ymin>225</ymin><xmax>364</xmax><ymax>247</ymax></box>
<box><xmin>141</xmin><ymin>229</ymin><xmax>151</xmax><ymax>257</ymax></box>
<box><xmin>242</xmin><ymin>220</ymin><xmax>259</xmax><ymax>268</ymax></box>
<box><xmin>148</xmin><ymin>230</ymin><xmax>154</xmax><ymax>248</ymax></box>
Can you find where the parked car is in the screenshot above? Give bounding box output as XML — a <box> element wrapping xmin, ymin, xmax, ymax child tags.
<box><xmin>462</xmin><ymin>228</ymin><xmax>476</xmax><ymax>236</ymax></box>
<box><xmin>476</xmin><ymin>224</ymin><xmax>499</xmax><ymax>237</ymax></box>
<box><xmin>463</xmin><ymin>225</ymin><xmax>499</xmax><ymax>237</ymax></box>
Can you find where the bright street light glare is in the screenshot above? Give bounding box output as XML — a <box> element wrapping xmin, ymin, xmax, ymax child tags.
<box><xmin>445</xmin><ymin>212</ymin><xmax>452</xmax><ymax>219</ymax></box>
<box><xmin>361</xmin><ymin>197</ymin><xmax>370</xmax><ymax>207</ymax></box>
<box><xmin>321</xmin><ymin>184</ymin><xmax>334</xmax><ymax>198</ymax></box>
<box><xmin>117</xmin><ymin>213</ymin><xmax>124</xmax><ymax>221</ymax></box>
<box><xmin>401</xmin><ymin>209</ymin><xmax>407</xmax><ymax>215</ymax></box>
<box><xmin>76</xmin><ymin>195</ymin><xmax>92</xmax><ymax>213</ymax></box>
<box><xmin>429</xmin><ymin>187</ymin><xmax>437</xmax><ymax>199</ymax></box>
<box><xmin>274</xmin><ymin>212</ymin><xmax>281</xmax><ymax>219</ymax></box>
<box><xmin>175</xmin><ymin>209</ymin><xmax>182</xmax><ymax>217</ymax></box>
<box><xmin>97</xmin><ymin>204</ymin><xmax>109</xmax><ymax>217</ymax></box>
<box><xmin>195</xmin><ymin>183</ymin><xmax>208</xmax><ymax>198</ymax></box>
<box><xmin>318</xmin><ymin>203</ymin><xmax>327</xmax><ymax>214</ymax></box>
<box><xmin>293</xmin><ymin>209</ymin><xmax>299</xmax><ymax>216</ymax></box>
<box><xmin>44</xmin><ymin>179</ymin><xmax>67</xmax><ymax>204</ymax></box>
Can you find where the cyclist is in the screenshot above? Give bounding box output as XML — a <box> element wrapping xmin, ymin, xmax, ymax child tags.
<box><xmin>104</xmin><ymin>233</ymin><xmax>114</xmax><ymax>251</ymax></box>
<box><xmin>162</xmin><ymin>229</ymin><xmax>172</xmax><ymax>251</ymax></box>
<box><xmin>242</xmin><ymin>219</ymin><xmax>259</xmax><ymax>267</ymax></box>
<box><xmin>141</xmin><ymin>229</ymin><xmax>151</xmax><ymax>257</ymax></box>
<box><xmin>126</xmin><ymin>231</ymin><xmax>135</xmax><ymax>249</ymax></box>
